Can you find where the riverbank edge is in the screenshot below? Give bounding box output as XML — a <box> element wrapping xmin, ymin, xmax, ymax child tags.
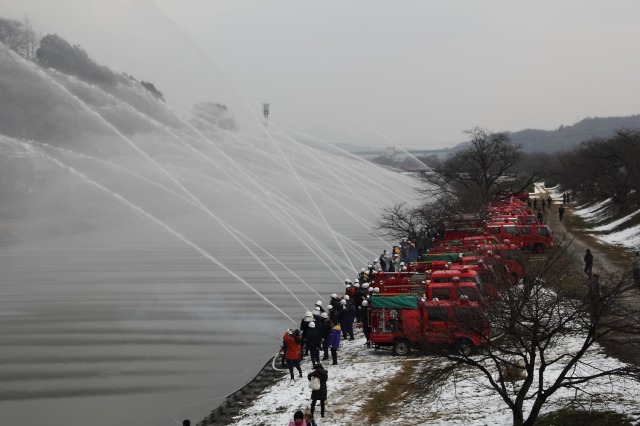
<box><xmin>197</xmin><ymin>355</ymin><xmax>287</xmax><ymax>425</ymax></box>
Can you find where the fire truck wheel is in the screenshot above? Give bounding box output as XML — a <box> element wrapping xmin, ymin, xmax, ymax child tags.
<box><xmin>455</xmin><ymin>338</ymin><xmax>474</xmax><ymax>357</ymax></box>
<box><xmin>534</xmin><ymin>243</ymin><xmax>545</xmax><ymax>254</ymax></box>
<box><xmin>392</xmin><ymin>340</ymin><xmax>411</xmax><ymax>356</ymax></box>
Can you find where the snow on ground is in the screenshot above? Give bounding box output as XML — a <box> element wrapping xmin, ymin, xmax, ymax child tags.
<box><xmin>229</xmin><ymin>185</ymin><xmax>640</xmax><ymax>425</ymax></box>
<box><xmin>230</xmin><ymin>335</ymin><xmax>403</xmax><ymax>425</ymax></box>
<box><xmin>590</xmin><ymin>209</ymin><xmax>640</xmax><ymax>232</ymax></box>
<box><xmin>230</xmin><ymin>330</ymin><xmax>640</xmax><ymax>425</ymax></box>
<box><xmin>546</xmin><ymin>184</ymin><xmax>640</xmax><ymax>251</ymax></box>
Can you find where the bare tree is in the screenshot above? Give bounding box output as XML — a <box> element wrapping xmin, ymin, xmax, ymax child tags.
<box><xmin>423</xmin><ymin>128</ymin><xmax>541</xmax><ymax>210</ymax></box>
<box><xmin>410</xmin><ymin>240</ymin><xmax>640</xmax><ymax>426</ymax></box>
<box><xmin>376</xmin><ymin>201</ymin><xmax>448</xmax><ymax>242</ymax></box>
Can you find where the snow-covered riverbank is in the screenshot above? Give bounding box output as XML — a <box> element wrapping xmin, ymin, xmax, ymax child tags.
<box><xmin>222</xmin><ymin>329</ymin><xmax>640</xmax><ymax>425</ymax></box>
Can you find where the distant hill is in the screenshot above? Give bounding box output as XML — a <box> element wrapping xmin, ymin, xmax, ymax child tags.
<box><xmin>507</xmin><ymin>115</ymin><xmax>640</xmax><ymax>153</ymax></box>
<box><xmin>450</xmin><ymin>115</ymin><xmax>640</xmax><ymax>154</ymax></box>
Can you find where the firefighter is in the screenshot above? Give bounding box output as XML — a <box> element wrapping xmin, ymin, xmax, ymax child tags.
<box><xmin>358</xmin><ymin>268</ymin><xmax>368</xmax><ymax>283</ymax></box>
<box><xmin>339</xmin><ymin>298</ymin><xmax>356</xmax><ymax>341</ymax></box>
<box><xmin>320</xmin><ymin>312</ymin><xmax>331</xmax><ymax>360</ymax></box>
<box><xmin>360</xmin><ymin>299</ymin><xmax>371</xmax><ymax>347</ymax></box>
<box><xmin>368</xmin><ymin>263</ymin><xmax>375</xmax><ymax>277</ymax></box>
<box><xmin>329</xmin><ymin>293</ymin><xmax>340</xmax><ymax>311</ymax></box>
<box><xmin>312</xmin><ymin>306</ymin><xmax>322</xmax><ymax>324</ymax></box>
<box><xmin>300</xmin><ymin>311</ymin><xmax>313</xmax><ymax>357</ymax></box>
<box><xmin>306</xmin><ymin>321</ymin><xmax>322</xmax><ymax>366</ymax></box>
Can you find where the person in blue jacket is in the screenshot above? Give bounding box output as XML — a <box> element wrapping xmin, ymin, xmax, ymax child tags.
<box><xmin>327</xmin><ymin>321</ymin><xmax>341</xmax><ymax>365</ymax></box>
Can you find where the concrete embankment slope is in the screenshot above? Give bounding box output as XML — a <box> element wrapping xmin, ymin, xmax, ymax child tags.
<box><xmin>198</xmin><ymin>356</ymin><xmax>287</xmax><ymax>425</ymax></box>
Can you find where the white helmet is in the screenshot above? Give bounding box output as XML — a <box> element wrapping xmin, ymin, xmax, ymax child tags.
<box><xmin>309</xmin><ymin>322</ymin><xmax>316</xmax><ymax>328</ymax></box>
<box><xmin>305</xmin><ymin>311</ymin><xmax>313</xmax><ymax>317</ymax></box>
<box><xmin>354</xmin><ymin>283</ymin><xmax>360</xmax><ymax>288</ymax></box>
<box><xmin>340</xmin><ymin>299</ymin><xmax>347</xmax><ymax>305</ymax></box>
<box><xmin>361</xmin><ymin>268</ymin><xmax>365</xmax><ymax>272</ymax></box>
<box><xmin>374</xmin><ymin>287</ymin><xmax>380</xmax><ymax>293</ymax></box>
<box><xmin>315</xmin><ymin>300</ymin><xmax>323</xmax><ymax>306</ymax></box>
<box><xmin>327</xmin><ymin>305</ymin><xmax>333</xmax><ymax>310</ymax></box>
<box><xmin>362</xmin><ymin>282</ymin><xmax>370</xmax><ymax>288</ymax></box>
<box><xmin>321</xmin><ymin>312</ymin><xmax>329</xmax><ymax>319</ymax></box>
<box><xmin>344</xmin><ymin>295</ymin><xmax>350</xmax><ymax>300</ymax></box>
<box><xmin>331</xmin><ymin>293</ymin><xmax>338</xmax><ymax>299</ymax></box>
<box><xmin>362</xmin><ymin>300</ymin><xmax>369</xmax><ymax>306</ymax></box>
<box><xmin>354</xmin><ymin>279</ymin><xmax>359</xmax><ymax>283</ymax></box>
<box><xmin>344</xmin><ymin>279</ymin><xmax>349</xmax><ymax>283</ymax></box>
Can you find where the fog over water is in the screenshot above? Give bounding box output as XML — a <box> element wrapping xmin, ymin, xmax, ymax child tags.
<box><xmin>0</xmin><ymin>43</ymin><xmax>421</xmax><ymax>425</ymax></box>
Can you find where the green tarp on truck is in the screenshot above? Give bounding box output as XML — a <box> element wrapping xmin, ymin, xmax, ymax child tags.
<box><xmin>371</xmin><ymin>295</ymin><xmax>418</xmax><ymax>309</ymax></box>
<box><xmin>420</xmin><ymin>253</ymin><xmax>462</xmax><ymax>262</ymax></box>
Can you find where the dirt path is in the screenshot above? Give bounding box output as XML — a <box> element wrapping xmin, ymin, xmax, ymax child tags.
<box><xmin>536</xmin><ymin>189</ymin><xmax>605</xmax><ymax>272</ymax></box>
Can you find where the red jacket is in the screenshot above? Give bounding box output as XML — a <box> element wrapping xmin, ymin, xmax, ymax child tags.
<box><xmin>283</xmin><ymin>332</ymin><xmax>301</xmax><ymax>361</ymax></box>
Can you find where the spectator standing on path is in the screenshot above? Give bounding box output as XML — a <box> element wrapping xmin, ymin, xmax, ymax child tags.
<box><xmin>558</xmin><ymin>205</ymin><xmax>565</xmax><ymax>222</ymax></box>
<box><xmin>537</xmin><ymin>210</ymin><xmax>544</xmax><ymax>224</ymax></box>
<box><xmin>547</xmin><ymin>195</ymin><xmax>552</xmax><ymax>206</ymax></box>
<box><xmin>633</xmin><ymin>251</ymin><xmax>640</xmax><ymax>287</ymax></box>
<box><xmin>542</xmin><ymin>198</ymin><xmax>546</xmax><ymax>212</ymax></box>
<box><xmin>307</xmin><ymin>363</ymin><xmax>328</xmax><ymax>418</ymax></box>
<box><xmin>533</xmin><ymin>198</ymin><xmax>538</xmax><ymax>210</ymax></box>
<box><xmin>584</xmin><ymin>249</ymin><xmax>594</xmax><ymax>278</ymax></box>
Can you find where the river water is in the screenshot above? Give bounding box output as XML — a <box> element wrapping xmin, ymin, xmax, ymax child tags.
<box><xmin>0</xmin><ymin>206</ymin><xmax>398</xmax><ymax>425</ymax></box>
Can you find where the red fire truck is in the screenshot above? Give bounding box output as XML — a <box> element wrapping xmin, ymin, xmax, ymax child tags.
<box><xmin>369</xmin><ymin>295</ymin><xmax>489</xmax><ymax>356</ymax></box>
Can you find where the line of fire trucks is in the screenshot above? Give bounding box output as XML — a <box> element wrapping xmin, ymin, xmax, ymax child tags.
<box><xmin>366</xmin><ymin>190</ymin><xmax>554</xmax><ymax>356</ymax></box>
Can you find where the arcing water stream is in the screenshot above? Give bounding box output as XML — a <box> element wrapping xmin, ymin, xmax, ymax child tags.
<box><xmin>0</xmin><ymin>45</ymin><xmax>422</xmax><ymax>425</ymax></box>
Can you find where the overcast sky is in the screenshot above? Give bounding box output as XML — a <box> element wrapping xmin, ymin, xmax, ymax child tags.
<box><xmin>3</xmin><ymin>0</ymin><xmax>640</xmax><ymax>148</ymax></box>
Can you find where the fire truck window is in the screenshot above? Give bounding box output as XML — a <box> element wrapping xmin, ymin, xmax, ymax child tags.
<box><xmin>431</xmin><ymin>288</ymin><xmax>451</xmax><ymax>300</ymax></box>
<box><xmin>536</xmin><ymin>227</ymin><xmax>550</xmax><ymax>236</ymax></box>
<box><xmin>520</xmin><ymin>227</ymin><xmax>531</xmax><ymax>235</ymax></box>
<box><xmin>488</xmin><ymin>227</ymin><xmax>499</xmax><ymax>234</ymax></box>
<box><xmin>504</xmin><ymin>226</ymin><xmax>518</xmax><ymax>235</ymax></box>
<box><xmin>456</xmin><ymin>287</ymin><xmax>480</xmax><ymax>301</ymax></box>
<box><xmin>454</xmin><ymin>306</ymin><xmax>483</xmax><ymax>328</ymax></box>
<box><xmin>460</xmin><ymin>277</ymin><xmax>473</xmax><ymax>282</ymax></box>
<box><xmin>433</xmin><ymin>277</ymin><xmax>447</xmax><ymax>283</ymax></box>
<box><xmin>428</xmin><ymin>307</ymin><xmax>448</xmax><ymax>321</ymax></box>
